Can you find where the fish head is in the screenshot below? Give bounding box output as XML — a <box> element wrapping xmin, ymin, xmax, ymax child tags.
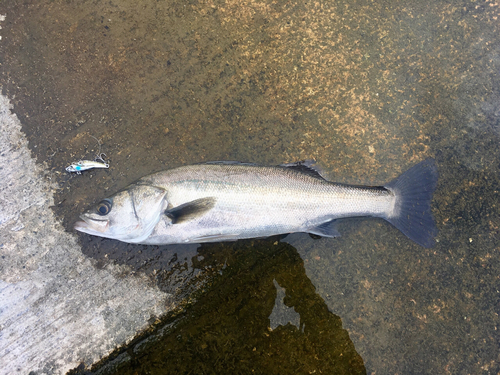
<box><xmin>74</xmin><ymin>184</ymin><xmax>167</xmax><ymax>243</ymax></box>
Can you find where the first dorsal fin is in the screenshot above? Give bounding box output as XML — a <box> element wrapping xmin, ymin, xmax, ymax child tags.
<box><xmin>165</xmin><ymin>197</ymin><xmax>216</xmax><ymax>224</ymax></box>
<box><xmin>202</xmin><ymin>161</ymin><xmax>260</xmax><ymax>167</ymax></box>
<box><xmin>280</xmin><ymin>160</ymin><xmax>327</xmax><ymax>180</ymax></box>
<box><xmin>203</xmin><ymin>159</ymin><xmax>328</xmax><ymax>180</ymax></box>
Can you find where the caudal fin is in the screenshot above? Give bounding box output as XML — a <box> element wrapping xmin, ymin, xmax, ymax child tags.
<box><xmin>385</xmin><ymin>158</ymin><xmax>438</xmax><ymax>248</ymax></box>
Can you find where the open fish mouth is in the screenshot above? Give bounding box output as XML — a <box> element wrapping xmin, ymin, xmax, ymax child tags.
<box><xmin>74</xmin><ymin>217</ymin><xmax>109</xmax><ymax>234</ymax></box>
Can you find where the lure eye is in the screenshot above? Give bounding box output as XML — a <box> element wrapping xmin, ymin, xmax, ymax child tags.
<box><xmin>96</xmin><ymin>199</ymin><xmax>112</xmax><ymax>216</ymax></box>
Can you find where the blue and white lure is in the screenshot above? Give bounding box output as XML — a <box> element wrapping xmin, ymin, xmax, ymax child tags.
<box><xmin>66</xmin><ymin>135</ymin><xmax>110</xmax><ymax>175</ymax></box>
<box><xmin>66</xmin><ymin>156</ymin><xmax>109</xmax><ymax>174</ymax></box>
<box><xmin>66</xmin><ymin>153</ymin><xmax>109</xmax><ymax>174</ymax></box>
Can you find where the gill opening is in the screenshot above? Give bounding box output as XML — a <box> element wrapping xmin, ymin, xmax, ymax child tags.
<box><xmin>129</xmin><ymin>190</ymin><xmax>140</xmax><ymax>223</ymax></box>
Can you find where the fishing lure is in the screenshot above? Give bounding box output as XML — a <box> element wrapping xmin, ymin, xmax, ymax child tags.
<box><xmin>66</xmin><ymin>154</ymin><xmax>109</xmax><ymax>174</ymax></box>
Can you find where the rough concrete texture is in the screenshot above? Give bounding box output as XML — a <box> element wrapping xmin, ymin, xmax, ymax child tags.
<box><xmin>0</xmin><ymin>94</ymin><xmax>170</xmax><ymax>374</ymax></box>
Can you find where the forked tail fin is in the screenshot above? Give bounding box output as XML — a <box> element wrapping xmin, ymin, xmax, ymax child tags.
<box><xmin>385</xmin><ymin>158</ymin><xmax>438</xmax><ymax>248</ymax></box>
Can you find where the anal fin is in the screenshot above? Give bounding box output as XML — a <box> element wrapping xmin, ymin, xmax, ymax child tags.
<box><xmin>307</xmin><ymin>220</ymin><xmax>341</xmax><ymax>238</ymax></box>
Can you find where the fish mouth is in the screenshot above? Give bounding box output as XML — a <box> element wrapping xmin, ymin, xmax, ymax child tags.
<box><xmin>74</xmin><ymin>216</ymin><xmax>109</xmax><ymax>234</ymax></box>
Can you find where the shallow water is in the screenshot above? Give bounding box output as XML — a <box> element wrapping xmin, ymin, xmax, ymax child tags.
<box><xmin>1</xmin><ymin>0</ymin><xmax>500</xmax><ymax>373</ymax></box>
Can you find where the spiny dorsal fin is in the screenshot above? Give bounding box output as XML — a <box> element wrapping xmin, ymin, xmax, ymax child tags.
<box><xmin>280</xmin><ymin>160</ymin><xmax>326</xmax><ymax>180</ymax></box>
<box><xmin>203</xmin><ymin>161</ymin><xmax>260</xmax><ymax>166</ymax></box>
<box><xmin>204</xmin><ymin>160</ymin><xmax>328</xmax><ymax>180</ymax></box>
<box><xmin>165</xmin><ymin>197</ymin><xmax>216</xmax><ymax>224</ymax></box>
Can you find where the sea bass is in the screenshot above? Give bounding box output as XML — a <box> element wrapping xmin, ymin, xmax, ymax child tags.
<box><xmin>74</xmin><ymin>159</ymin><xmax>438</xmax><ymax>247</ymax></box>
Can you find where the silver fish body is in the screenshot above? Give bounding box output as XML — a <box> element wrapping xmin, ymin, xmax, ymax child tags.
<box><xmin>74</xmin><ymin>159</ymin><xmax>438</xmax><ymax>247</ymax></box>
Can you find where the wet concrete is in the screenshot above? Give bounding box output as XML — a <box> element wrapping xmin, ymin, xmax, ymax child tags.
<box><xmin>1</xmin><ymin>0</ymin><xmax>500</xmax><ymax>373</ymax></box>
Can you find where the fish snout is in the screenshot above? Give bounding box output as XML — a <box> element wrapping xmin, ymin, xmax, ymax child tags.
<box><xmin>74</xmin><ymin>216</ymin><xmax>109</xmax><ymax>234</ymax></box>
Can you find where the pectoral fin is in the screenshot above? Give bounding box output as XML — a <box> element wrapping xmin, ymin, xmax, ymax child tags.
<box><xmin>307</xmin><ymin>220</ymin><xmax>341</xmax><ymax>238</ymax></box>
<box><xmin>165</xmin><ymin>197</ymin><xmax>216</xmax><ymax>224</ymax></box>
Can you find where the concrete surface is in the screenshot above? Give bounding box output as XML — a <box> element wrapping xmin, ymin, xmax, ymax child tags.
<box><xmin>0</xmin><ymin>93</ymin><xmax>171</xmax><ymax>374</ymax></box>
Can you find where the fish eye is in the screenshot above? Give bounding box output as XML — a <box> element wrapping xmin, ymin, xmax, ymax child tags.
<box><xmin>96</xmin><ymin>199</ymin><xmax>112</xmax><ymax>216</ymax></box>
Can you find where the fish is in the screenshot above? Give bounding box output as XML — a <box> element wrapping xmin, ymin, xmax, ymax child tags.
<box><xmin>74</xmin><ymin>158</ymin><xmax>438</xmax><ymax>247</ymax></box>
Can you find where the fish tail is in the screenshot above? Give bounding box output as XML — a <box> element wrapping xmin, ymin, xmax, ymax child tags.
<box><xmin>384</xmin><ymin>158</ymin><xmax>438</xmax><ymax>248</ymax></box>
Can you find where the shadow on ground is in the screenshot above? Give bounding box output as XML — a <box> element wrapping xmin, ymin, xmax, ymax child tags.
<box><xmin>72</xmin><ymin>239</ymin><xmax>366</xmax><ymax>375</ymax></box>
